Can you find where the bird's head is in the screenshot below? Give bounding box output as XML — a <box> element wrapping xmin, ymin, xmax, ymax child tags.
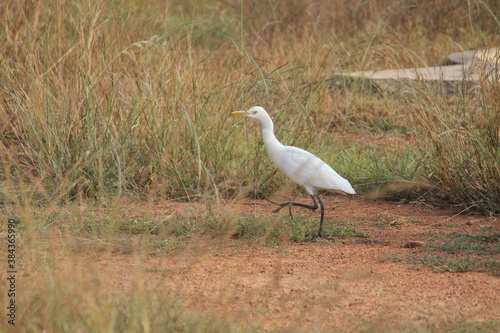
<box><xmin>232</xmin><ymin>106</ymin><xmax>271</xmax><ymax>123</ymax></box>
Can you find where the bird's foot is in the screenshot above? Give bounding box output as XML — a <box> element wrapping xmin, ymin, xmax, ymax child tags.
<box><xmin>271</xmin><ymin>203</ymin><xmax>287</xmax><ymax>214</ymax></box>
<box><xmin>272</xmin><ymin>206</ymin><xmax>282</xmax><ymax>213</ymax></box>
<box><xmin>265</xmin><ymin>198</ymin><xmax>284</xmax><ymax>212</ymax></box>
<box><xmin>270</xmin><ymin>202</ymin><xmax>294</xmax><ymax>219</ymax></box>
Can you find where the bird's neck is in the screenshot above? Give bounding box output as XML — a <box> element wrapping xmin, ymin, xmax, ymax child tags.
<box><xmin>260</xmin><ymin>119</ymin><xmax>284</xmax><ymax>156</ymax></box>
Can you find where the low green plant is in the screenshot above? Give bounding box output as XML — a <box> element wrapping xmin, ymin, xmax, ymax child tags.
<box><xmin>403</xmin><ymin>227</ymin><xmax>500</xmax><ymax>275</ymax></box>
<box><xmin>425</xmin><ymin>232</ymin><xmax>500</xmax><ymax>255</ymax></box>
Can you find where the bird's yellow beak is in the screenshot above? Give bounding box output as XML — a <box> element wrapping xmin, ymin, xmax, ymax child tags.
<box><xmin>232</xmin><ymin>111</ymin><xmax>246</xmax><ymax>115</ymax></box>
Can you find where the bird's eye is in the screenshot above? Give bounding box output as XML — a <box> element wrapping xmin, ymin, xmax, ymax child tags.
<box><xmin>251</xmin><ymin>110</ymin><xmax>258</xmax><ymax>114</ymax></box>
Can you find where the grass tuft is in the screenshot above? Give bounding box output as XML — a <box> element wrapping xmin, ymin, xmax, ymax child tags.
<box><xmin>403</xmin><ymin>226</ymin><xmax>500</xmax><ymax>275</ymax></box>
<box><xmin>407</xmin><ymin>76</ymin><xmax>500</xmax><ymax>213</ymax></box>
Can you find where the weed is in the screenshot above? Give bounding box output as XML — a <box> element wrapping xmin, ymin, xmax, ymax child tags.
<box><xmin>425</xmin><ymin>230</ymin><xmax>500</xmax><ymax>255</ymax></box>
<box><xmin>403</xmin><ymin>227</ymin><xmax>500</xmax><ymax>275</ymax></box>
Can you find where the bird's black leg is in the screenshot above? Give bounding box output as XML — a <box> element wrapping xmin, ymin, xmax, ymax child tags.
<box><xmin>270</xmin><ymin>195</ymin><xmax>331</xmax><ymax>239</ymax></box>
<box><xmin>270</xmin><ymin>195</ymin><xmax>319</xmax><ymax>215</ymax></box>
<box><xmin>316</xmin><ymin>195</ymin><xmax>325</xmax><ymax>237</ymax></box>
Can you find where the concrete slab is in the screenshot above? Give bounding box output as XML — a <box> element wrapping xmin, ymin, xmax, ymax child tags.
<box><xmin>340</xmin><ymin>64</ymin><xmax>481</xmax><ymax>82</ymax></box>
<box><xmin>331</xmin><ymin>48</ymin><xmax>499</xmax><ymax>95</ymax></box>
<box><xmin>447</xmin><ymin>47</ymin><xmax>499</xmax><ymax>64</ymax></box>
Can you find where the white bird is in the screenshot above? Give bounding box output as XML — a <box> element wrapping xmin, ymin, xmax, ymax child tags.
<box><xmin>232</xmin><ymin>106</ymin><xmax>355</xmax><ymax>238</ymax></box>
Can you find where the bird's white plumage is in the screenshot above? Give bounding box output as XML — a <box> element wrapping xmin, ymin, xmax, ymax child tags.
<box><xmin>277</xmin><ymin>146</ymin><xmax>355</xmax><ymax>195</ymax></box>
<box><xmin>232</xmin><ymin>106</ymin><xmax>355</xmax><ymax>196</ymax></box>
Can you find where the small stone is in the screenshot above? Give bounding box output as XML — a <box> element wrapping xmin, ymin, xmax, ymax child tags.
<box><xmin>404</xmin><ymin>241</ymin><xmax>425</xmax><ymax>248</ymax></box>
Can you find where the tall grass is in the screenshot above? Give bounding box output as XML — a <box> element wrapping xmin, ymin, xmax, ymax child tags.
<box><xmin>406</xmin><ymin>74</ymin><xmax>500</xmax><ymax>213</ymax></box>
<box><xmin>1</xmin><ymin>0</ymin><xmax>499</xmax><ymax>208</ymax></box>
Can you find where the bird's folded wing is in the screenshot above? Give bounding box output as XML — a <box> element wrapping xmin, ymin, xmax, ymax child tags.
<box><xmin>277</xmin><ymin>146</ymin><xmax>355</xmax><ymax>194</ymax></box>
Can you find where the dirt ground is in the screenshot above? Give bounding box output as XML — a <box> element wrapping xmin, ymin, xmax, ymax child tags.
<box><xmin>89</xmin><ymin>197</ymin><xmax>499</xmax><ymax>332</ymax></box>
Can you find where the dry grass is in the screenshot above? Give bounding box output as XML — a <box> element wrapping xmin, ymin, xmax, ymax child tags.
<box><xmin>406</xmin><ymin>76</ymin><xmax>500</xmax><ymax>213</ymax></box>
<box><xmin>1</xmin><ymin>0</ymin><xmax>498</xmax><ymax>208</ymax></box>
<box><xmin>0</xmin><ymin>0</ymin><xmax>499</xmax><ymax>331</ymax></box>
